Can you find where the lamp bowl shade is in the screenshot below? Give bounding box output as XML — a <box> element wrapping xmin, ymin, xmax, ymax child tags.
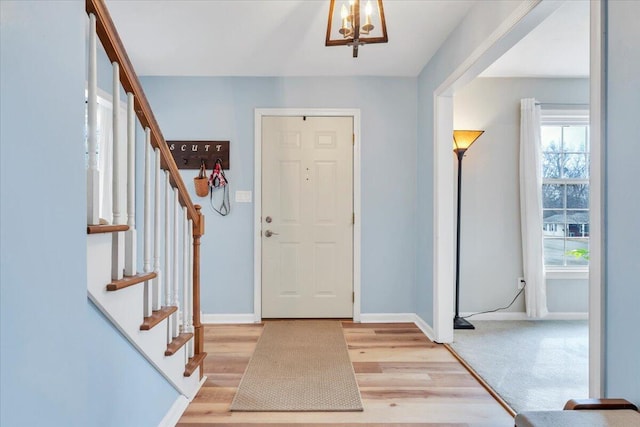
<box><xmin>453</xmin><ymin>130</ymin><xmax>484</xmax><ymax>152</ymax></box>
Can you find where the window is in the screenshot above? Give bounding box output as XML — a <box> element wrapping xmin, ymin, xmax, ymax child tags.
<box><xmin>541</xmin><ymin>111</ymin><xmax>589</xmax><ymax>268</ymax></box>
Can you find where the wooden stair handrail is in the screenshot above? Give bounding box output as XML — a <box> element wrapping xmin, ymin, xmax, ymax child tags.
<box><xmin>86</xmin><ymin>0</ymin><xmax>206</xmax><ymax>378</ymax></box>
<box><xmin>85</xmin><ymin>0</ymin><xmax>198</xmax><ymax>225</ymax></box>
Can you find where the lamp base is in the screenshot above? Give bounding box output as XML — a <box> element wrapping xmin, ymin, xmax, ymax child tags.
<box><xmin>453</xmin><ymin>316</ymin><xmax>475</xmax><ymax>330</ymax></box>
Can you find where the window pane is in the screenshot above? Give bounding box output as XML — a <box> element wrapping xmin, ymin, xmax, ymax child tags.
<box><xmin>544</xmin><ymin>238</ymin><xmax>565</xmax><ymax>265</ymax></box>
<box><xmin>541</xmin><ymin>126</ymin><xmax>562</xmax><ymax>152</ymax></box>
<box><xmin>563</xmin><ymin>126</ymin><xmax>588</xmax><ymax>152</ymax></box>
<box><xmin>543</xmin><ymin>210</ymin><xmax>565</xmax><ymax>224</ymax></box>
<box><xmin>543</xmin><ymin>153</ymin><xmax>562</xmax><ymax>178</ymax></box>
<box><xmin>562</xmin><ymin>153</ymin><xmax>588</xmax><ymax>178</ymax></box>
<box><xmin>566</xmin><ymin>238</ymin><xmax>589</xmax><ymax>266</ymax></box>
<box><xmin>543</xmin><ymin>184</ymin><xmax>564</xmax><ymax>208</ymax></box>
<box><xmin>567</xmin><ymin>184</ymin><xmax>589</xmax><ymax>208</ymax></box>
<box><xmin>543</xmin><ymin>210</ymin><xmax>566</xmax><ymax>238</ymax></box>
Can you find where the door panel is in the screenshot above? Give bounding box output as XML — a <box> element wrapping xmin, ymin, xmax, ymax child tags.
<box><xmin>262</xmin><ymin>116</ymin><xmax>353</xmax><ymax>318</ymax></box>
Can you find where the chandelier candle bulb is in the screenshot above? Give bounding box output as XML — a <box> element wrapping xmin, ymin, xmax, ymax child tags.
<box><xmin>362</xmin><ymin>1</ymin><xmax>373</xmax><ymax>34</ymax></box>
<box><xmin>340</xmin><ymin>4</ymin><xmax>349</xmax><ymax>35</ymax></box>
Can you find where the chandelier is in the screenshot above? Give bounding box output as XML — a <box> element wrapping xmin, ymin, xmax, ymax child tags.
<box><xmin>325</xmin><ymin>0</ymin><xmax>388</xmax><ymax>58</ymax></box>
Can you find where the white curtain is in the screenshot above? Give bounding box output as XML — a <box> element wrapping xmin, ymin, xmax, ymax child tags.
<box><xmin>97</xmin><ymin>101</ymin><xmax>113</xmax><ymax>222</ymax></box>
<box><xmin>519</xmin><ymin>98</ymin><xmax>548</xmax><ymax>318</ymax></box>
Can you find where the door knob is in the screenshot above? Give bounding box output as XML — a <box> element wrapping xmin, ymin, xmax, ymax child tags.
<box><xmin>265</xmin><ymin>216</ymin><xmax>272</xmax><ymax>223</ymax></box>
<box><xmin>264</xmin><ymin>230</ymin><xmax>279</xmax><ymax>238</ymax></box>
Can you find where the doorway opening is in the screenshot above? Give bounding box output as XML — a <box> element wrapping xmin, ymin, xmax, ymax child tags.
<box><xmin>432</xmin><ymin>0</ymin><xmax>603</xmax><ymax>411</ymax></box>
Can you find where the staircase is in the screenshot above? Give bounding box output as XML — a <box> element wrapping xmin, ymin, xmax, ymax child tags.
<box><xmin>85</xmin><ymin>0</ymin><xmax>206</xmax><ymax>400</ymax></box>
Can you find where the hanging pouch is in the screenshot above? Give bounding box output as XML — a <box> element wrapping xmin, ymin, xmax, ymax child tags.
<box><xmin>209</xmin><ymin>159</ymin><xmax>230</xmax><ymax>216</ymax></box>
<box><xmin>194</xmin><ymin>161</ymin><xmax>209</xmax><ymax>197</ymax></box>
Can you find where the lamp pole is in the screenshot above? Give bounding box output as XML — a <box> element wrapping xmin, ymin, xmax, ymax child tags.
<box><xmin>454</xmin><ymin>148</ymin><xmax>475</xmax><ymax>330</ymax></box>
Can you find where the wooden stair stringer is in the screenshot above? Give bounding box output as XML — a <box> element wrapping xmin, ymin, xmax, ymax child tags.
<box><xmin>87</xmin><ymin>233</ymin><xmax>203</xmax><ymax>399</ymax></box>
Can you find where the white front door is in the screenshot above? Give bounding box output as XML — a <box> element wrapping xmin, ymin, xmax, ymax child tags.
<box><xmin>261</xmin><ymin>116</ymin><xmax>353</xmax><ymax>318</ymax></box>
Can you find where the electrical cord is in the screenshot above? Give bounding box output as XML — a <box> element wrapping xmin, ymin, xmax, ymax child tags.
<box><xmin>461</xmin><ymin>282</ymin><xmax>526</xmax><ymax>320</ymax></box>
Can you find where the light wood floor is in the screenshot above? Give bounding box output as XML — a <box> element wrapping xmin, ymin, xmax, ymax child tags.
<box><xmin>177</xmin><ymin>321</ymin><xmax>514</xmax><ymax>426</ymax></box>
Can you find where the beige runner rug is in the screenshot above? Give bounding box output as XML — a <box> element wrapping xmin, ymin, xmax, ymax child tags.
<box><xmin>230</xmin><ymin>320</ymin><xmax>363</xmax><ymax>412</ymax></box>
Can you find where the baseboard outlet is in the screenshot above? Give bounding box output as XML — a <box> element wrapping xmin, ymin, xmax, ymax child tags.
<box><xmin>157</xmin><ymin>395</ymin><xmax>189</xmax><ymax>427</ymax></box>
<box><xmin>201</xmin><ymin>313</ymin><xmax>257</xmax><ymax>324</ymax></box>
<box><xmin>459</xmin><ymin>311</ymin><xmax>588</xmax><ymax>321</ymax></box>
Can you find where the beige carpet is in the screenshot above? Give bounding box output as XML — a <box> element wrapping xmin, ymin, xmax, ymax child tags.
<box><xmin>230</xmin><ymin>320</ymin><xmax>363</xmax><ymax>412</ymax></box>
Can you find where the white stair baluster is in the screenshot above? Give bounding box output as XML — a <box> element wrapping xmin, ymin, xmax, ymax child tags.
<box><xmin>188</xmin><ymin>219</ymin><xmax>195</xmax><ymax>358</ymax></box>
<box><xmin>124</xmin><ymin>92</ymin><xmax>137</xmax><ymax>276</ymax></box>
<box><xmin>182</xmin><ymin>207</ymin><xmax>189</xmax><ymax>337</ymax></box>
<box><xmin>172</xmin><ymin>187</ymin><xmax>180</xmax><ymax>338</ymax></box>
<box><xmin>153</xmin><ymin>148</ymin><xmax>162</xmax><ymax>311</ymax></box>
<box><xmin>143</xmin><ymin>128</ymin><xmax>152</xmax><ymax>317</ymax></box>
<box><xmin>111</xmin><ymin>62</ymin><xmax>125</xmax><ymax>281</ymax></box>
<box><xmin>164</xmin><ymin>171</ymin><xmax>173</xmax><ymax>344</ymax></box>
<box><xmin>87</xmin><ymin>13</ymin><xmax>100</xmax><ymax>225</ymax></box>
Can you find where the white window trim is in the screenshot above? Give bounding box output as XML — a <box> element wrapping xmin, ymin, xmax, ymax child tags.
<box><xmin>541</xmin><ymin>109</ymin><xmax>590</xmax><ymax>272</ymax></box>
<box><xmin>541</xmin><ymin>109</ymin><xmax>590</xmax><ymax>124</ymax></box>
<box><xmin>546</xmin><ymin>268</ymin><xmax>589</xmax><ymax>280</ymax></box>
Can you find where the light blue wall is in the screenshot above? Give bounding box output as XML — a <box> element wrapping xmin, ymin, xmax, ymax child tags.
<box><xmin>87</xmin><ymin>302</ymin><xmax>178</xmax><ymax>427</ymax></box>
<box><xmin>1</xmin><ymin>2</ymin><xmax>180</xmax><ymax>425</ymax></box>
<box><xmin>604</xmin><ymin>0</ymin><xmax>640</xmax><ymax>406</ymax></box>
<box><xmin>0</xmin><ymin>3</ymin><xmax>89</xmax><ymax>425</ymax></box>
<box><xmin>140</xmin><ymin>76</ymin><xmax>418</xmax><ymax>315</ymax></box>
<box><xmin>416</xmin><ymin>1</ymin><xmax>530</xmax><ymax>325</ymax></box>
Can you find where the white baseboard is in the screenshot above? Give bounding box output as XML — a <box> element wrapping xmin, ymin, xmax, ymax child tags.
<box><xmin>359</xmin><ymin>313</ymin><xmax>417</xmax><ymax>323</ymax></box>
<box><xmin>158</xmin><ymin>376</ymin><xmax>207</xmax><ymax>427</ymax></box>
<box><xmin>460</xmin><ymin>311</ymin><xmax>588</xmax><ymax>321</ymax></box>
<box><xmin>544</xmin><ymin>312</ymin><xmax>589</xmax><ymax>320</ymax></box>
<box><xmin>157</xmin><ymin>395</ymin><xmax>189</xmax><ymax>427</ymax></box>
<box><xmin>201</xmin><ymin>313</ymin><xmax>257</xmax><ymax>324</ymax></box>
<box><xmin>412</xmin><ymin>313</ymin><xmax>436</xmax><ymax>342</ymax></box>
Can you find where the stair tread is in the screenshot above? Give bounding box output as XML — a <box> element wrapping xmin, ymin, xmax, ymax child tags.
<box><xmin>106</xmin><ymin>272</ymin><xmax>156</xmax><ymax>291</ymax></box>
<box><xmin>140</xmin><ymin>306</ymin><xmax>177</xmax><ymax>331</ymax></box>
<box><xmin>165</xmin><ymin>332</ymin><xmax>194</xmax><ymax>356</ymax></box>
<box><xmin>184</xmin><ymin>352</ymin><xmax>207</xmax><ymax>377</ymax></box>
<box><xmin>87</xmin><ymin>224</ymin><xmax>129</xmax><ymax>234</ymax></box>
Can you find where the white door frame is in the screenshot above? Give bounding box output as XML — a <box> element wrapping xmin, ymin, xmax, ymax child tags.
<box><xmin>431</xmin><ymin>0</ymin><xmax>604</xmax><ymax>397</ymax></box>
<box><xmin>254</xmin><ymin>108</ymin><xmax>361</xmax><ymax>322</ymax></box>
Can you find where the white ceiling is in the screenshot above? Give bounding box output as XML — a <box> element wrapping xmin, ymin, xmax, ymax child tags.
<box><xmin>105</xmin><ymin>0</ymin><xmax>590</xmax><ymax>78</ymax></box>
<box><xmin>105</xmin><ymin>0</ymin><xmax>476</xmax><ymax>77</ymax></box>
<box><xmin>481</xmin><ymin>0</ymin><xmax>589</xmax><ymax>78</ymax></box>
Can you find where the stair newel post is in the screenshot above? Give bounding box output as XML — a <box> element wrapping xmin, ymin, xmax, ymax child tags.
<box><xmin>164</xmin><ymin>171</ymin><xmax>173</xmax><ymax>344</ymax></box>
<box><xmin>87</xmin><ymin>13</ymin><xmax>100</xmax><ymax>226</ymax></box>
<box><xmin>111</xmin><ymin>62</ymin><xmax>125</xmax><ymax>281</ymax></box>
<box><xmin>143</xmin><ymin>127</ymin><xmax>152</xmax><ymax>318</ymax></box>
<box><xmin>152</xmin><ymin>148</ymin><xmax>162</xmax><ymax>311</ymax></box>
<box><xmin>124</xmin><ymin>92</ymin><xmax>137</xmax><ymax>277</ymax></box>
<box><xmin>172</xmin><ymin>187</ymin><xmax>180</xmax><ymax>339</ymax></box>
<box><xmin>187</xmin><ymin>218</ymin><xmax>195</xmax><ymax>358</ymax></box>
<box><xmin>192</xmin><ymin>205</ymin><xmax>204</xmax><ymax>360</ymax></box>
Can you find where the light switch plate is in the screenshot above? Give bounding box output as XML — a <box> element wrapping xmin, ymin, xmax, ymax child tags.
<box><xmin>235</xmin><ymin>190</ymin><xmax>252</xmax><ymax>203</ymax></box>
